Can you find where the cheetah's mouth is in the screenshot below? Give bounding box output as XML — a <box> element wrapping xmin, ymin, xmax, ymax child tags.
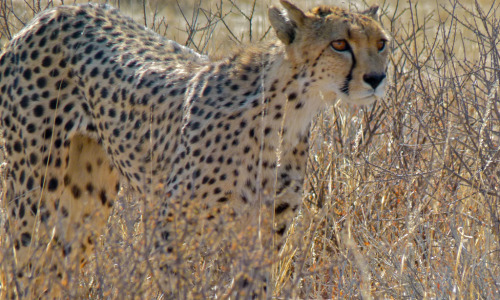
<box><xmin>347</xmin><ymin>83</ymin><xmax>387</xmax><ymax>105</ymax></box>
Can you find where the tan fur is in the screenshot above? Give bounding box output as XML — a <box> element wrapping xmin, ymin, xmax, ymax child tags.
<box><xmin>0</xmin><ymin>1</ymin><xmax>389</xmax><ymax>297</ymax></box>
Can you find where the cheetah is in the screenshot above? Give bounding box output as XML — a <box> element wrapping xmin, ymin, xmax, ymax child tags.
<box><xmin>0</xmin><ymin>0</ymin><xmax>389</xmax><ymax>297</ymax></box>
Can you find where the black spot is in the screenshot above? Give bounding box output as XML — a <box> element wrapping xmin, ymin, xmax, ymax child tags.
<box><xmin>13</xmin><ymin>141</ymin><xmax>22</xmax><ymax>153</ymax></box>
<box><xmin>59</xmin><ymin>205</ymin><xmax>68</xmax><ymax>217</ymax></box>
<box><xmin>71</xmin><ymin>185</ymin><xmax>82</xmax><ymax>198</ymax></box>
<box><xmin>20</xmin><ymin>232</ymin><xmax>31</xmax><ymax>246</ymax></box>
<box><xmin>29</xmin><ymin>153</ymin><xmax>38</xmax><ymax>164</ymax></box>
<box><xmin>64</xmin><ymin>119</ymin><xmax>74</xmax><ymax>131</ymax></box>
<box><xmin>49</xmin><ymin>99</ymin><xmax>58</xmax><ymax>109</ymax></box>
<box><xmin>63</xmin><ymin>175</ymin><xmax>71</xmax><ymax>186</ymax></box>
<box><xmin>84</xmin><ymin>183</ymin><xmax>94</xmax><ymax>194</ymax></box>
<box><xmin>35</xmin><ymin>24</ymin><xmax>47</xmax><ymax>36</ymax></box>
<box><xmin>20</xmin><ymin>50</ymin><xmax>28</xmax><ymax>61</ymax></box>
<box><xmin>36</xmin><ymin>77</ymin><xmax>47</xmax><ymax>88</ymax></box>
<box><xmin>22</xmin><ymin>69</ymin><xmax>32</xmax><ymax>80</ymax></box>
<box><xmin>18</xmin><ymin>202</ymin><xmax>25</xmax><ymax>218</ymax></box>
<box><xmin>50</xmin><ymin>29</ymin><xmax>60</xmax><ymax>41</ymax></box>
<box><xmin>101</xmin><ymin>87</ymin><xmax>108</xmax><ymax>98</ymax></box>
<box><xmin>41</xmin><ymin>211</ymin><xmax>51</xmax><ymax>222</ymax></box>
<box><xmin>90</xmin><ymin>67</ymin><xmax>99</xmax><ymax>77</ymax></box>
<box><xmin>62</xmin><ymin>102</ymin><xmax>74</xmax><ymax>113</ymax></box>
<box><xmin>202</xmin><ymin>86</ymin><xmax>212</xmax><ymax>96</ymax></box>
<box><xmin>33</xmin><ymin>105</ymin><xmax>44</xmax><ymax>117</ymax></box>
<box><xmin>84</xmin><ymin>44</ymin><xmax>94</xmax><ymax>54</ymax></box>
<box><xmin>275</xmin><ymin>203</ymin><xmax>290</xmax><ymax>214</ymax></box>
<box><xmin>59</xmin><ymin>59</ymin><xmax>67</xmax><ymax>68</ymax></box>
<box><xmin>217</xmin><ymin>197</ymin><xmax>229</xmax><ymax>202</ymax></box>
<box><xmin>47</xmin><ymin>178</ymin><xmax>58</xmax><ymax>191</ymax></box>
<box><xmin>30</xmin><ymin>50</ymin><xmax>39</xmax><ymax>60</ymax></box>
<box><xmin>55</xmin><ymin>79</ymin><xmax>69</xmax><ymax>90</ymax></box>
<box><xmin>26</xmin><ymin>177</ymin><xmax>34</xmax><ymax>190</ymax></box>
<box><xmin>190</xmin><ymin>121</ymin><xmax>201</xmax><ymax>130</ymax></box>
<box><xmin>190</xmin><ymin>135</ymin><xmax>200</xmax><ymax>143</ymax></box>
<box><xmin>41</xmin><ymin>56</ymin><xmax>52</xmax><ymax>67</ymax></box>
<box><xmin>30</xmin><ymin>203</ymin><xmax>38</xmax><ymax>215</ymax></box>
<box><xmin>276</xmin><ymin>225</ymin><xmax>287</xmax><ymax>236</ymax></box>
<box><xmin>85</xmin><ymin>162</ymin><xmax>92</xmax><ymax>173</ymax></box>
<box><xmin>20</xmin><ymin>96</ymin><xmax>30</xmax><ymax>108</ymax></box>
<box><xmin>95</xmin><ymin>50</ymin><xmax>105</xmax><ymax>60</ymax></box>
<box><xmin>54</xmin><ymin>116</ymin><xmax>63</xmax><ymax>126</ymax></box>
<box><xmin>99</xmin><ymin>190</ymin><xmax>107</xmax><ymax>205</ymax></box>
<box><xmin>43</xmin><ymin>128</ymin><xmax>53</xmax><ymax>139</ymax></box>
<box><xmin>49</xmin><ymin>68</ymin><xmax>60</xmax><ymax>77</ymax></box>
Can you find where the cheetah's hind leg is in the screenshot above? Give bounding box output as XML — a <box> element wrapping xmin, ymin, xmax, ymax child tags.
<box><xmin>2</xmin><ymin>133</ymin><xmax>120</xmax><ymax>298</ymax></box>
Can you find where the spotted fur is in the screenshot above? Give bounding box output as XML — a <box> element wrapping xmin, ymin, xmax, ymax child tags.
<box><xmin>0</xmin><ymin>0</ymin><xmax>389</xmax><ymax>297</ymax></box>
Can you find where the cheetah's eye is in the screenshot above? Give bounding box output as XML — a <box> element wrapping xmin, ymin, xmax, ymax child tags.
<box><xmin>330</xmin><ymin>40</ymin><xmax>350</xmax><ymax>52</ymax></box>
<box><xmin>377</xmin><ymin>40</ymin><xmax>386</xmax><ymax>52</ymax></box>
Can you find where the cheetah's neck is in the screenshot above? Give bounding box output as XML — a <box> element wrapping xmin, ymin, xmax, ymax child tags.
<box><xmin>231</xmin><ymin>42</ymin><xmax>330</xmax><ymax>148</ymax></box>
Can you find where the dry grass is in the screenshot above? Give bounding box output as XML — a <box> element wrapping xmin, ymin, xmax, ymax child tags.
<box><xmin>1</xmin><ymin>0</ymin><xmax>500</xmax><ymax>298</ymax></box>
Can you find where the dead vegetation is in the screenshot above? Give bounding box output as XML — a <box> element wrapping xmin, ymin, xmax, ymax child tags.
<box><xmin>1</xmin><ymin>0</ymin><xmax>499</xmax><ymax>298</ymax></box>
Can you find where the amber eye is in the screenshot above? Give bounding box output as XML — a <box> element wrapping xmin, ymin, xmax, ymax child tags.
<box><xmin>377</xmin><ymin>40</ymin><xmax>386</xmax><ymax>52</ymax></box>
<box><xmin>331</xmin><ymin>40</ymin><xmax>350</xmax><ymax>52</ymax></box>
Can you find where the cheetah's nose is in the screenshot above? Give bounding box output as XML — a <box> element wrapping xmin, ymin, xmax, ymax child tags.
<box><xmin>363</xmin><ymin>72</ymin><xmax>386</xmax><ymax>89</ymax></box>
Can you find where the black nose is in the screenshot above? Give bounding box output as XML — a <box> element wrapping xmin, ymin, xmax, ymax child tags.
<box><xmin>363</xmin><ymin>72</ymin><xmax>386</xmax><ymax>89</ymax></box>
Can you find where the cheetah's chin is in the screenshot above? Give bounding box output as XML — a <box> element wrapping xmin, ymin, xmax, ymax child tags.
<box><xmin>341</xmin><ymin>94</ymin><xmax>378</xmax><ymax>106</ymax></box>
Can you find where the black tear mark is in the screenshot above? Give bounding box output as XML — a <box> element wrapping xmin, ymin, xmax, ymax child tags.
<box><xmin>340</xmin><ymin>49</ymin><xmax>356</xmax><ymax>95</ymax></box>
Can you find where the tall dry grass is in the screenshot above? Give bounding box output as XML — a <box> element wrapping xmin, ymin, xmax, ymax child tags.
<box><xmin>1</xmin><ymin>0</ymin><xmax>499</xmax><ymax>298</ymax></box>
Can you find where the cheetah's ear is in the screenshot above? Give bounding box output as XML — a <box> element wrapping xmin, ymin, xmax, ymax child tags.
<box><xmin>361</xmin><ymin>6</ymin><xmax>380</xmax><ymax>22</ymax></box>
<box><xmin>269</xmin><ymin>0</ymin><xmax>306</xmax><ymax>45</ymax></box>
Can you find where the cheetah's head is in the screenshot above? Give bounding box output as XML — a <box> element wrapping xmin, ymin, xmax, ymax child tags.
<box><xmin>269</xmin><ymin>0</ymin><xmax>390</xmax><ymax>105</ymax></box>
